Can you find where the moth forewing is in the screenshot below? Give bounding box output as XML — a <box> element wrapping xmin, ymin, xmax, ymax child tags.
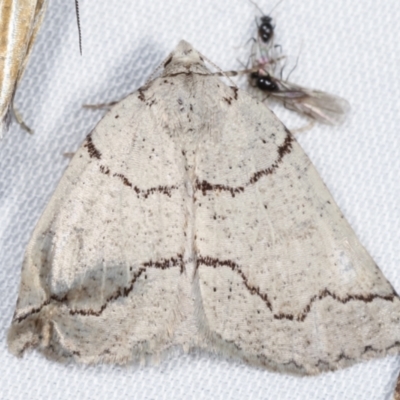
<box><xmin>0</xmin><ymin>0</ymin><xmax>48</xmax><ymax>136</ymax></box>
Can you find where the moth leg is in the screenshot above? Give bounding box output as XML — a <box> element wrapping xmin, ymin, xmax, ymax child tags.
<box><xmin>83</xmin><ymin>101</ymin><xmax>118</xmax><ymax>111</ymax></box>
<box><xmin>12</xmin><ymin>103</ymin><xmax>33</xmax><ymax>134</ymax></box>
<box><xmin>62</xmin><ymin>152</ymin><xmax>75</xmax><ymax>159</ymax></box>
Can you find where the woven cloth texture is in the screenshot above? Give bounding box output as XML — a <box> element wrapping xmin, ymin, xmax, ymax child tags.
<box><xmin>1</xmin><ymin>1</ymin><xmax>399</xmax><ymax>399</ymax></box>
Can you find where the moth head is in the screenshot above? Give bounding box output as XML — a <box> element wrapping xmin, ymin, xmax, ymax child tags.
<box><xmin>163</xmin><ymin>40</ymin><xmax>207</xmax><ymax>73</ymax></box>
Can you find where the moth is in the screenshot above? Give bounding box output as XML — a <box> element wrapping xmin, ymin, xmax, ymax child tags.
<box><xmin>7</xmin><ymin>43</ymin><xmax>400</xmax><ymax>400</ymax></box>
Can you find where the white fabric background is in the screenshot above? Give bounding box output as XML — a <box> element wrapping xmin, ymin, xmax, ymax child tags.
<box><xmin>1</xmin><ymin>1</ymin><xmax>399</xmax><ymax>399</ymax></box>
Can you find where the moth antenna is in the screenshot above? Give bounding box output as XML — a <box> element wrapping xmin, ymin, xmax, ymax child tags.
<box><xmin>75</xmin><ymin>0</ymin><xmax>82</xmax><ymax>55</ymax></box>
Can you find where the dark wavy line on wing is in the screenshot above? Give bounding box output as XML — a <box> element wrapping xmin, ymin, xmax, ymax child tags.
<box><xmin>195</xmin><ymin>130</ymin><xmax>293</xmax><ymax>197</ymax></box>
<box><xmin>98</xmin><ymin>164</ymin><xmax>179</xmax><ymax>198</ymax></box>
<box><xmin>13</xmin><ymin>255</ymin><xmax>184</xmax><ymax>323</ymax></box>
<box><xmin>84</xmin><ymin>134</ymin><xmax>179</xmax><ymax>198</ymax></box>
<box><xmin>87</xmin><ymin>129</ymin><xmax>294</xmax><ymax>199</ymax></box>
<box><xmin>197</xmin><ymin>255</ymin><xmax>397</xmax><ymax>322</ymax></box>
<box><xmin>84</xmin><ymin>135</ymin><xmax>102</xmax><ymax>159</ymax></box>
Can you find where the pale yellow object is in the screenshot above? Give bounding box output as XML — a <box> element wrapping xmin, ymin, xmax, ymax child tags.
<box><xmin>0</xmin><ymin>0</ymin><xmax>47</xmax><ymax>136</ymax></box>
